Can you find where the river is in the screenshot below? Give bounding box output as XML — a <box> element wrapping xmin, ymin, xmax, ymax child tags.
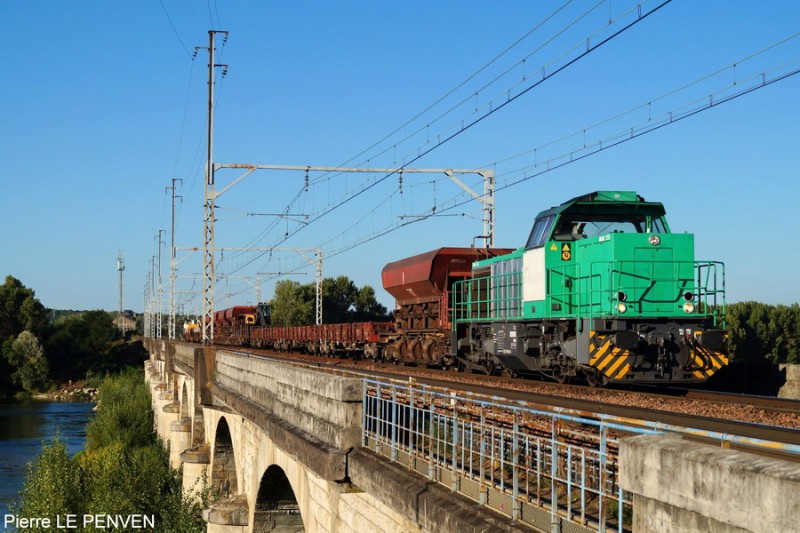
<box><xmin>0</xmin><ymin>401</ymin><xmax>95</xmax><ymax>519</ymax></box>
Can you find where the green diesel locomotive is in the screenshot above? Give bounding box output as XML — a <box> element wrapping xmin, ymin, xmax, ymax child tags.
<box><xmin>450</xmin><ymin>191</ymin><xmax>727</xmax><ymax>385</ymax></box>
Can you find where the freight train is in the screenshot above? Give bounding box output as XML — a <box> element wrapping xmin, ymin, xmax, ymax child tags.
<box><xmin>188</xmin><ymin>191</ymin><xmax>728</xmax><ymax>386</ymax></box>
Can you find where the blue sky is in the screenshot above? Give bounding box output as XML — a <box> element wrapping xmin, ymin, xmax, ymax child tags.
<box><xmin>1</xmin><ymin>0</ymin><xmax>798</xmax><ymax>313</ymax></box>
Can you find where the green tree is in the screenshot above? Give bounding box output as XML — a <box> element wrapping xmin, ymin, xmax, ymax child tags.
<box><xmin>0</xmin><ymin>275</ymin><xmax>48</xmax><ymax>341</ymax></box>
<box><xmin>46</xmin><ymin>310</ymin><xmax>120</xmax><ymax>381</ymax></box>
<box><xmin>270</xmin><ymin>276</ymin><xmax>389</xmax><ymax>326</ymax></box>
<box><xmin>353</xmin><ymin>285</ymin><xmax>389</xmax><ymax>321</ymax></box>
<box><xmin>3</xmin><ymin>331</ymin><xmax>49</xmax><ymax>392</ymax></box>
<box><xmin>0</xmin><ymin>276</ymin><xmax>48</xmax><ymax>394</ymax></box>
<box><xmin>726</xmin><ymin>302</ymin><xmax>800</xmax><ymax>364</ymax></box>
<box><xmin>322</xmin><ymin>276</ymin><xmax>358</xmax><ymax>323</ymax></box>
<box><xmin>270</xmin><ymin>280</ymin><xmax>314</xmax><ymax>326</ymax></box>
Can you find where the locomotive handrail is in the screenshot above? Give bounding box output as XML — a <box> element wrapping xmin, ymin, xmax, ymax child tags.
<box><xmin>451</xmin><ymin>271</ymin><xmax>524</xmax><ymax>326</ymax></box>
<box><xmin>452</xmin><ymin>258</ymin><xmax>725</xmax><ymax>324</ymax></box>
<box><xmin>695</xmin><ymin>260</ymin><xmax>726</xmax><ymax>328</ymax></box>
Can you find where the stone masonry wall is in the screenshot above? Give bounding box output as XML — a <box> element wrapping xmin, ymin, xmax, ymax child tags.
<box><xmin>620</xmin><ymin>434</ymin><xmax>800</xmax><ymax>533</ymax></box>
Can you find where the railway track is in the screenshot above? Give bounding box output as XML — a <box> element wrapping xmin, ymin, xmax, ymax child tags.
<box><xmin>648</xmin><ymin>386</ymin><xmax>800</xmax><ymax>413</ymax></box>
<box><xmin>226</xmin><ymin>347</ymin><xmax>800</xmax><ymax>454</ymax></box>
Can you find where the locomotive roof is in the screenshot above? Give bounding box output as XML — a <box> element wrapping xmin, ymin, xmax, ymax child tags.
<box><xmin>535</xmin><ymin>191</ymin><xmax>666</xmax><ymax>218</ymax></box>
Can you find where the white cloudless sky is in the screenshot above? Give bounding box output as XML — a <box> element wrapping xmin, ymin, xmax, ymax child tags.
<box><xmin>1</xmin><ymin>0</ymin><xmax>798</xmax><ymax>313</ymax></box>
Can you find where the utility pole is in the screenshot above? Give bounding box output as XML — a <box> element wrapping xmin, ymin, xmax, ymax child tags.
<box><xmin>166</xmin><ymin>178</ymin><xmax>182</xmax><ymax>340</ymax></box>
<box><xmin>295</xmin><ymin>249</ymin><xmax>323</xmax><ymax>325</ymax></box>
<box><xmin>117</xmin><ymin>250</ymin><xmax>125</xmax><ymax>334</ymax></box>
<box><xmin>156</xmin><ymin>230</ymin><xmax>165</xmax><ymax>339</ymax></box>
<box><xmin>148</xmin><ymin>259</ymin><xmax>155</xmax><ymax>338</ymax></box>
<box><xmin>197</xmin><ymin>30</ymin><xmax>229</xmax><ymax>345</ymax></box>
<box><xmin>143</xmin><ymin>282</ymin><xmax>149</xmax><ymax>338</ymax></box>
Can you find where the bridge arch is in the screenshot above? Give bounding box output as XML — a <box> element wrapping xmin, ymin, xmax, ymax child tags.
<box><xmin>212</xmin><ymin>416</ymin><xmax>238</xmax><ymax>497</ymax></box>
<box><xmin>253</xmin><ymin>465</ymin><xmax>305</xmax><ymax>533</ymax></box>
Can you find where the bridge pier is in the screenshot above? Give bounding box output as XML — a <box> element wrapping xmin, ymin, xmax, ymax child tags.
<box><xmin>203</xmin><ymin>495</ymin><xmax>249</xmax><ymax>533</ymax></box>
<box><xmin>170</xmin><ymin>417</ymin><xmax>193</xmax><ymax>469</ymax></box>
<box><xmin>159</xmin><ymin>400</ymin><xmax>180</xmax><ymax>443</ymax></box>
<box><xmin>181</xmin><ymin>444</ymin><xmax>211</xmax><ymax>500</ymax></box>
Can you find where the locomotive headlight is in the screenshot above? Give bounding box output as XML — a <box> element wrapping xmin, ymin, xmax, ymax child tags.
<box><xmin>683</xmin><ymin>291</ymin><xmax>694</xmax><ymax>301</ymax></box>
<box><xmin>617</xmin><ymin>303</ymin><xmax>627</xmax><ymax>313</ymax></box>
<box><xmin>648</xmin><ymin>235</ymin><xmax>661</xmax><ymax>246</ymax></box>
<box><xmin>683</xmin><ymin>302</ymin><xmax>695</xmax><ymax>313</ymax></box>
<box><xmin>617</xmin><ymin>291</ymin><xmax>628</xmax><ymax>302</ymax></box>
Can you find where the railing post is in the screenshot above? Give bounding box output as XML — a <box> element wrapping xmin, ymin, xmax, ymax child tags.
<box><xmin>479</xmin><ymin>407</ymin><xmax>488</xmax><ymax>505</ymax></box>
<box><xmin>512</xmin><ymin>410</ymin><xmax>521</xmax><ymax>521</ymax></box>
<box><xmin>428</xmin><ymin>399</ymin><xmax>436</xmax><ymax>481</ymax></box>
<box><xmin>391</xmin><ymin>386</ymin><xmax>398</xmax><ymax>461</ymax></box>
<box><xmin>599</xmin><ymin>424</ymin><xmax>608</xmax><ymax>533</ymax></box>
<box><xmin>451</xmin><ymin>396</ymin><xmax>459</xmax><ymax>491</ymax></box>
<box><xmin>551</xmin><ymin>417</ymin><xmax>559</xmax><ymax>533</ymax></box>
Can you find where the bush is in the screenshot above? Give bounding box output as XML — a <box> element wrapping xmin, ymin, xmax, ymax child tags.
<box><xmin>85</xmin><ymin>369</ymin><xmax>154</xmax><ymax>450</ymax></box>
<box><xmin>14</xmin><ymin>372</ymin><xmax>205</xmax><ymax>532</ymax></box>
<box><xmin>12</xmin><ymin>435</ymin><xmax>82</xmax><ymax>530</ymax></box>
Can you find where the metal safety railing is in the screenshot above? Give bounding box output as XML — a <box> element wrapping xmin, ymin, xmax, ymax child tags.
<box><xmin>362</xmin><ymin>379</ymin><xmax>654</xmax><ymax>532</ymax></box>
<box><xmin>362</xmin><ymin>379</ymin><xmax>800</xmax><ymax>532</ymax></box>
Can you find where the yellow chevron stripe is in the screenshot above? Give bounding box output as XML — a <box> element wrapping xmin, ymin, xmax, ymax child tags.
<box><xmin>590</xmin><ymin>340</ymin><xmax>612</xmax><ymax>365</ymax></box>
<box><xmin>613</xmin><ymin>363</ymin><xmax>630</xmax><ymax>379</ymax></box>
<box><xmin>595</xmin><ymin>352</ymin><xmax>616</xmax><ymax>371</ymax></box>
<box><xmin>604</xmin><ymin>355</ymin><xmax>629</xmax><ymax>378</ymax></box>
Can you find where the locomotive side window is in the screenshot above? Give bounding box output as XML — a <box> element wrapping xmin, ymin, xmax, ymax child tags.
<box><xmin>649</xmin><ymin>216</ymin><xmax>667</xmax><ymax>233</ymax></box>
<box><xmin>525</xmin><ymin>215</ymin><xmax>555</xmax><ymax>248</ymax></box>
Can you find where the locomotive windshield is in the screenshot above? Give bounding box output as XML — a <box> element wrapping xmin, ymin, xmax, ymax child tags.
<box><xmin>526</xmin><ymin>213</ymin><xmax>667</xmax><ymax>247</ymax></box>
<box><xmin>552</xmin><ymin>213</ymin><xmax>667</xmax><ymax>241</ymax></box>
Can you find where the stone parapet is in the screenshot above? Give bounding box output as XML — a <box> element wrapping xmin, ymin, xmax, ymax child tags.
<box><xmin>174</xmin><ymin>342</ymin><xmax>197</xmax><ymax>372</ymax></box>
<box><xmin>214</xmin><ymin>351</ymin><xmax>362</xmax><ymax>450</ymax></box>
<box><xmin>620</xmin><ymin>434</ymin><xmax>800</xmax><ymax>533</ymax></box>
<box><xmin>778</xmin><ymin>364</ymin><xmax>800</xmax><ymax>399</ymax></box>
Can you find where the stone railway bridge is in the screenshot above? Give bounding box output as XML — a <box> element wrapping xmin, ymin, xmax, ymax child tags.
<box><xmin>144</xmin><ymin>339</ymin><xmax>800</xmax><ymax>533</ymax></box>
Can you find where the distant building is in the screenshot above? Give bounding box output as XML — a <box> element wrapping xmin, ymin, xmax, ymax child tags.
<box><xmin>113</xmin><ymin>315</ymin><xmax>136</xmax><ymax>332</ymax></box>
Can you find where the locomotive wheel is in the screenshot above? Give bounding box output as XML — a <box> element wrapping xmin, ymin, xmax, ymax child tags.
<box><xmin>582</xmin><ymin>367</ymin><xmax>606</xmax><ymax>388</ymax></box>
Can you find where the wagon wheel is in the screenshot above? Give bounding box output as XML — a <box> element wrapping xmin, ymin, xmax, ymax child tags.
<box><xmin>484</xmin><ymin>361</ymin><xmax>503</xmax><ymax>376</ymax></box>
<box><xmin>448</xmin><ymin>359</ymin><xmax>465</xmax><ymax>372</ymax></box>
<box><xmin>555</xmin><ymin>366</ymin><xmax>571</xmax><ymax>384</ymax></box>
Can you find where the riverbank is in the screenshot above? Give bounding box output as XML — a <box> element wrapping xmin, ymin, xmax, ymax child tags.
<box><xmin>28</xmin><ymin>381</ymin><xmax>98</xmax><ymax>403</ymax></box>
